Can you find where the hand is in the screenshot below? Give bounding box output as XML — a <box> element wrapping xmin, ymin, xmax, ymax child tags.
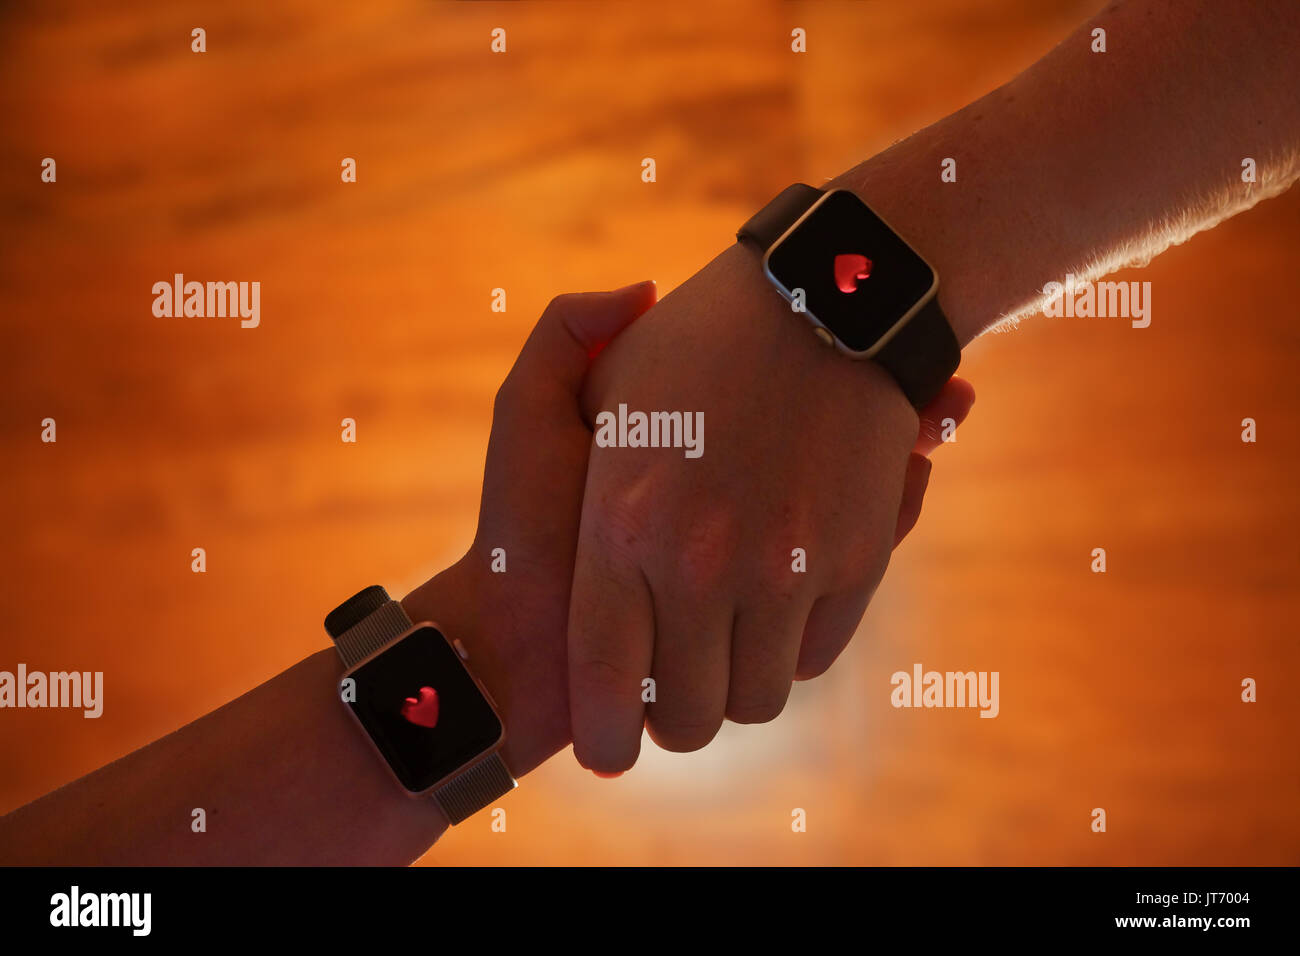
<box><xmin>402</xmin><ymin>281</ymin><xmax>659</xmax><ymax>777</ymax></box>
<box><xmin>567</xmin><ymin>242</ymin><xmax>974</xmax><ymax>774</ymax></box>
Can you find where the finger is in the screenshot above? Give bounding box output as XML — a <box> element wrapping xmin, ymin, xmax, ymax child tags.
<box><xmin>509</xmin><ymin>281</ymin><xmax>658</xmax><ymax>397</ymax></box>
<box><xmin>913</xmin><ymin>375</ymin><xmax>975</xmax><ymax>457</ymax></box>
<box><xmin>567</xmin><ymin>498</ymin><xmax>656</xmax><ymax>774</ymax></box>
<box><xmin>892</xmin><ymin>452</ymin><xmax>934</xmax><ymax>548</ymax></box>
<box><xmin>643</xmin><ymin>583</ymin><xmax>735</xmax><ymax>753</ymax></box>
<box><xmin>794</xmin><ymin>587</ymin><xmax>873</xmax><ymax>681</ymax></box>
<box><xmin>725</xmin><ymin>592</ymin><xmax>811</xmax><ymax>724</ymax></box>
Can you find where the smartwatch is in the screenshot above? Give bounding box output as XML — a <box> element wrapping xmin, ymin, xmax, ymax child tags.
<box><xmin>738</xmin><ymin>183</ymin><xmax>961</xmax><ymax>409</ymax></box>
<box><xmin>324</xmin><ymin>585</ymin><xmax>515</xmax><ymax>824</ymax></box>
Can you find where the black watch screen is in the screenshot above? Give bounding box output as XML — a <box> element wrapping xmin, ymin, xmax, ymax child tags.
<box><xmin>343</xmin><ymin>625</ymin><xmax>503</xmax><ymax>792</ymax></box>
<box><xmin>764</xmin><ymin>189</ymin><xmax>936</xmax><ymax>352</ymax></box>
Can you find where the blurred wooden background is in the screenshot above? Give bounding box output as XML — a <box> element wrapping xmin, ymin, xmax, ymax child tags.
<box><xmin>1</xmin><ymin>0</ymin><xmax>1297</xmax><ymax>864</ymax></box>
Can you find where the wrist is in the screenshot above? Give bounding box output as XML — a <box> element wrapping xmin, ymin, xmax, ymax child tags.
<box><xmin>401</xmin><ymin>555</ymin><xmax>572</xmax><ymax>780</ymax></box>
<box><xmin>828</xmin><ymin>130</ymin><xmax>1019</xmax><ymax>349</ymax></box>
<box><xmin>721</xmin><ymin>240</ymin><xmax>921</xmax><ymax>416</ymax></box>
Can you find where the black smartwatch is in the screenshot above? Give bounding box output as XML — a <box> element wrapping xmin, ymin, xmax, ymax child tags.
<box><xmin>324</xmin><ymin>585</ymin><xmax>515</xmax><ymax>824</ymax></box>
<box><xmin>738</xmin><ymin>183</ymin><xmax>960</xmax><ymax>409</ymax></box>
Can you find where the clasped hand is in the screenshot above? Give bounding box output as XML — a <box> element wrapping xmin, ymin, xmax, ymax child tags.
<box><xmin>416</xmin><ymin>257</ymin><xmax>973</xmax><ymax>779</ymax></box>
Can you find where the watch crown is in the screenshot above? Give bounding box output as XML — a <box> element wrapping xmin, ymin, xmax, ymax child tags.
<box><xmin>813</xmin><ymin>327</ymin><xmax>834</xmax><ymax>347</ymax></box>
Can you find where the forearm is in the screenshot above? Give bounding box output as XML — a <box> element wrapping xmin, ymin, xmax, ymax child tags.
<box><xmin>830</xmin><ymin>0</ymin><xmax>1300</xmax><ymax>345</ymax></box>
<box><xmin>0</xmin><ymin>558</ymin><xmax>568</xmax><ymax>865</ymax></box>
<box><xmin>0</xmin><ymin>647</ymin><xmax>445</xmax><ymax>865</ymax></box>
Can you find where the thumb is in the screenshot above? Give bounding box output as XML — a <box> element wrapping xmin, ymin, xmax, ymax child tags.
<box><xmin>475</xmin><ymin>282</ymin><xmax>657</xmax><ymax>554</ymax></box>
<box><xmin>506</xmin><ymin>281</ymin><xmax>658</xmax><ymax>397</ymax></box>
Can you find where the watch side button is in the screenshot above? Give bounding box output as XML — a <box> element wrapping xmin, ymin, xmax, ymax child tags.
<box><xmin>813</xmin><ymin>326</ymin><xmax>834</xmax><ymax>346</ymax></box>
<box><xmin>453</xmin><ymin>638</ymin><xmax>470</xmax><ymax>660</ymax></box>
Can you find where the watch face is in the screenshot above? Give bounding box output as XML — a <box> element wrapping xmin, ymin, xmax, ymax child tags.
<box><xmin>343</xmin><ymin>625</ymin><xmax>503</xmax><ymax>793</ymax></box>
<box><xmin>764</xmin><ymin>190</ymin><xmax>936</xmax><ymax>353</ymax></box>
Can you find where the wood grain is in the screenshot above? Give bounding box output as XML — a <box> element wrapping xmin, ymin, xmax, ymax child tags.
<box><xmin>1</xmin><ymin>0</ymin><xmax>1295</xmax><ymax>864</ymax></box>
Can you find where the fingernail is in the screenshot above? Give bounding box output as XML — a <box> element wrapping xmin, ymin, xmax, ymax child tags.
<box><xmin>615</xmin><ymin>279</ymin><xmax>655</xmax><ymax>293</ymax></box>
<box><xmin>592</xmin><ymin>770</ymin><xmax>624</xmax><ymax>779</ymax></box>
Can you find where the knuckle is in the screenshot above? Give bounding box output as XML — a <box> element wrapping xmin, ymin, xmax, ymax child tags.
<box><xmin>588</xmin><ymin>489</ymin><xmax>653</xmax><ymax>564</ymax></box>
<box><xmin>670</xmin><ymin>516</ymin><xmax>738</xmax><ymax>595</ymax></box>
<box><xmin>748</xmin><ymin>504</ymin><xmax>811</xmax><ymax>596</ymax></box>
<box><xmin>758</xmin><ymin>546</ymin><xmax>804</xmax><ymax>601</ymax></box>
<box><xmin>541</xmin><ymin>291</ymin><xmax>580</xmax><ymax>318</ymax></box>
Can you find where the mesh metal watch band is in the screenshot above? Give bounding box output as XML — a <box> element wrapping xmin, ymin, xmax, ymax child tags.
<box><xmin>432</xmin><ymin>752</ymin><xmax>517</xmax><ymax>825</ymax></box>
<box><xmin>331</xmin><ymin>597</ymin><xmax>414</xmax><ymax>669</ymax></box>
<box><xmin>324</xmin><ymin>585</ymin><xmax>517</xmax><ymax>824</ymax></box>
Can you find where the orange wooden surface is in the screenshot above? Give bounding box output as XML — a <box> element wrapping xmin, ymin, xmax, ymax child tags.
<box><xmin>1</xmin><ymin>0</ymin><xmax>1296</xmax><ymax>864</ymax></box>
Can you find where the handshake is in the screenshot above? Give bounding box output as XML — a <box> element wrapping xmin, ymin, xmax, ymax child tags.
<box><xmin>0</xmin><ymin>244</ymin><xmax>976</xmax><ymax>865</ymax></box>
<box><xmin>397</xmin><ymin>244</ymin><xmax>974</xmax><ymax>790</ymax></box>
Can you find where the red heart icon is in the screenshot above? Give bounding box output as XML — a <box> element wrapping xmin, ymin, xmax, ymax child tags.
<box><xmin>400</xmin><ymin>686</ymin><xmax>440</xmax><ymax>728</ymax></box>
<box><xmin>834</xmin><ymin>253</ymin><xmax>872</xmax><ymax>293</ymax></box>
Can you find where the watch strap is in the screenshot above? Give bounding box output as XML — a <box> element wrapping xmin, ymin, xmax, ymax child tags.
<box><xmin>736</xmin><ymin>182</ymin><xmax>824</xmax><ymax>248</ymax></box>
<box><xmin>432</xmin><ymin>752</ymin><xmax>517</xmax><ymax>825</ymax></box>
<box><xmin>874</xmin><ymin>293</ymin><xmax>961</xmax><ymax>409</ymax></box>
<box><xmin>738</xmin><ymin>183</ymin><xmax>960</xmax><ymax>410</ymax></box>
<box><xmin>324</xmin><ymin>585</ymin><xmax>517</xmax><ymax>823</ymax></box>
<box><xmin>325</xmin><ymin>586</ymin><xmax>414</xmax><ymax>669</ymax></box>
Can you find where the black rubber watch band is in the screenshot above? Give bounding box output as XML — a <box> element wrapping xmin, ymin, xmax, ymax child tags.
<box><xmin>736</xmin><ymin>183</ymin><xmax>824</xmax><ymax>248</ymax></box>
<box><xmin>872</xmin><ymin>293</ymin><xmax>961</xmax><ymax>409</ymax></box>
<box><xmin>738</xmin><ymin>183</ymin><xmax>960</xmax><ymax>410</ymax></box>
